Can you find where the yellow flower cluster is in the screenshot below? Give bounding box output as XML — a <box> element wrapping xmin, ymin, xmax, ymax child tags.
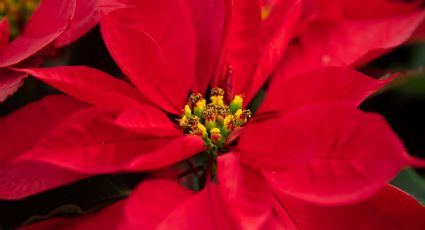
<box><xmin>179</xmin><ymin>87</ymin><xmax>251</xmax><ymax>149</ymax></box>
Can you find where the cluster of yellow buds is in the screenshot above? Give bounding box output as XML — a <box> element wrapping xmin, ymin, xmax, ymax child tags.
<box><xmin>179</xmin><ymin>87</ymin><xmax>251</xmax><ymax>150</ymax></box>
<box><xmin>0</xmin><ymin>0</ymin><xmax>40</xmax><ymax>38</ymax></box>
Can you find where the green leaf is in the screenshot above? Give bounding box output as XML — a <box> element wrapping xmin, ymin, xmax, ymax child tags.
<box><xmin>391</xmin><ymin>168</ymin><xmax>425</xmax><ymax>205</ymax></box>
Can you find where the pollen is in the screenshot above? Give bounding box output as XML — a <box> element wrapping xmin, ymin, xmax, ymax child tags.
<box><xmin>211</xmin><ymin>87</ymin><xmax>224</xmax><ymax>97</ymax></box>
<box><xmin>184</xmin><ymin>105</ymin><xmax>191</xmax><ymax>116</ymax></box>
<box><xmin>186</xmin><ymin>115</ymin><xmax>199</xmax><ymax>127</ymax></box>
<box><xmin>229</xmin><ymin>95</ymin><xmax>244</xmax><ymax>113</ymax></box>
<box><xmin>188</xmin><ymin>93</ymin><xmax>203</xmax><ymax>107</ymax></box>
<box><xmin>210</xmin><ymin>128</ymin><xmax>222</xmax><ymax>144</ymax></box>
<box><xmin>179</xmin><ymin>87</ymin><xmax>251</xmax><ymax>151</ymax></box>
<box><xmin>261</xmin><ymin>5</ymin><xmax>272</xmax><ymax>21</ymax></box>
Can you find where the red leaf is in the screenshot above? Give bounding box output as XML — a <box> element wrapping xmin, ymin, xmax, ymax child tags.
<box><xmin>182</xmin><ymin>0</ymin><xmax>226</xmax><ymax>93</ymax></box>
<box><xmin>259</xmin><ymin>66</ymin><xmax>391</xmax><ymax>115</ymax></box>
<box><xmin>224</xmin><ymin>0</ymin><xmax>262</xmax><ymax>98</ymax></box>
<box><xmin>306</xmin><ymin>0</ymin><xmax>423</xmax><ymax>20</ymax></box>
<box><xmin>23</xmin><ymin>180</ymin><xmax>193</xmax><ymax>230</ymax></box>
<box><xmin>276</xmin><ymin>10</ymin><xmax>425</xmax><ymax>79</ymax></box>
<box><xmin>159</xmin><ymin>154</ymin><xmax>293</xmax><ymax>229</ymax></box>
<box><xmin>17</xmin><ymin>107</ymin><xmax>205</xmax><ymax>174</ymax></box>
<box><xmin>0</xmin><ymin>18</ymin><xmax>9</xmax><ymax>48</ymax></box>
<box><xmin>114</xmin><ymin>106</ymin><xmax>181</xmax><ymax>137</ymax></box>
<box><xmin>279</xmin><ymin>184</ymin><xmax>425</xmax><ymax>229</ymax></box>
<box><xmin>0</xmin><ymin>68</ymin><xmax>26</xmax><ymax>103</ymax></box>
<box><xmin>19</xmin><ymin>66</ymin><xmax>148</xmax><ymax>108</ymax></box>
<box><xmin>121</xmin><ymin>180</ymin><xmax>194</xmax><ymax>229</ymax></box>
<box><xmin>245</xmin><ymin>0</ymin><xmax>301</xmax><ymax>103</ymax></box>
<box><xmin>100</xmin><ymin>0</ymin><xmax>196</xmax><ymax>114</ymax></box>
<box><xmin>126</xmin><ymin>135</ymin><xmax>206</xmax><ymax>172</ymax></box>
<box><xmin>236</xmin><ymin>116</ymin><xmax>314</xmax><ymax>171</ymax></box>
<box><xmin>0</xmin><ymin>96</ymin><xmax>89</xmax><ymax>199</ymax></box>
<box><xmin>410</xmin><ymin>19</ymin><xmax>425</xmax><ymax>43</ymax></box>
<box><xmin>266</xmin><ymin>103</ymin><xmax>412</xmax><ymax>205</ymax></box>
<box><xmin>0</xmin><ymin>0</ymin><xmax>76</xmax><ymax>67</ymax></box>
<box><xmin>55</xmin><ymin>0</ymin><xmax>126</xmax><ymax>47</ymax></box>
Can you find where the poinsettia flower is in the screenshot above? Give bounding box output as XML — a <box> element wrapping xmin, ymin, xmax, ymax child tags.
<box><xmin>20</xmin><ymin>84</ymin><xmax>425</xmax><ymax>228</ymax></box>
<box><xmin>1</xmin><ymin>0</ymin><xmax>424</xmax><ymax>227</ymax></box>
<box><xmin>30</xmin><ymin>169</ymin><xmax>425</xmax><ymax>230</ymax></box>
<box><xmin>11</xmin><ymin>68</ymin><xmax>425</xmax><ymax>227</ymax></box>
<box><xmin>22</xmin><ymin>157</ymin><xmax>425</xmax><ymax>229</ymax></box>
<box><xmin>0</xmin><ymin>70</ymin><xmax>205</xmax><ymax>199</ymax></box>
<box><xmin>0</xmin><ymin>0</ymin><xmax>296</xmax><ymax>199</ymax></box>
<box><xmin>0</xmin><ymin>0</ymin><xmax>123</xmax><ymax>102</ymax></box>
<box><xmin>121</xmin><ymin>156</ymin><xmax>425</xmax><ymax>229</ymax></box>
<box><xmin>261</xmin><ymin>0</ymin><xmax>425</xmax><ymax>118</ymax></box>
<box><xmin>209</xmin><ymin>0</ymin><xmax>425</xmax><ymax>104</ymax></box>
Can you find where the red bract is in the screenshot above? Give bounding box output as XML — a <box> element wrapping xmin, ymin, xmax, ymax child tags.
<box><xmin>264</xmin><ymin>0</ymin><xmax>425</xmax><ymax>114</ymax></box>
<box><xmin>0</xmin><ymin>0</ymin><xmax>123</xmax><ymax>102</ymax></box>
<box><xmin>23</xmin><ymin>160</ymin><xmax>425</xmax><ymax>229</ymax></box>
<box><xmin>272</xmin><ymin>0</ymin><xmax>425</xmax><ymax>77</ymax></box>
<box><xmin>1</xmin><ymin>0</ymin><xmax>424</xmax><ymax>228</ymax></box>
<box><xmin>0</xmin><ymin>0</ymin><xmax>298</xmax><ymax>198</ymax></box>
<box><xmin>0</xmin><ymin>95</ymin><xmax>91</xmax><ymax>199</ymax></box>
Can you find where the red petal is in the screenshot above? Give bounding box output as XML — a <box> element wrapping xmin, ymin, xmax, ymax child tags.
<box><xmin>18</xmin><ymin>66</ymin><xmax>148</xmax><ymax>108</ymax></box>
<box><xmin>408</xmin><ymin>156</ymin><xmax>425</xmax><ymax>168</ymax></box>
<box><xmin>236</xmin><ymin>116</ymin><xmax>314</xmax><ymax>171</ymax></box>
<box><xmin>55</xmin><ymin>0</ymin><xmax>125</xmax><ymax>47</ymax></box>
<box><xmin>307</xmin><ymin>0</ymin><xmax>423</xmax><ymax>20</ymax></box>
<box><xmin>0</xmin><ymin>96</ymin><xmax>89</xmax><ymax>199</ymax></box>
<box><xmin>0</xmin><ymin>18</ymin><xmax>9</xmax><ymax>48</ymax></box>
<box><xmin>0</xmin><ymin>0</ymin><xmax>76</xmax><ymax>67</ymax></box>
<box><xmin>159</xmin><ymin>154</ymin><xmax>296</xmax><ymax>229</ymax></box>
<box><xmin>127</xmin><ymin>135</ymin><xmax>206</xmax><ymax>172</ymax></box>
<box><xmin>216</xmin><ymin>154</ymin><xmax>296</xmax><ymax>229</ymax></box>
<box><xmin>18</xmin><ymin>107</ymin><xmax>205</xmax><ymax>174</ymax></box>
<box><xmin>36</xmin><ymin>155</ymin><xmax>294</xmax><ymax>229</ymax></box>
<box><xmin>100</xmin><ymin>0</ymin><xmax>196</xmax><ymax>114</ymax></box>
<box><xmin>266</xmin><ymin>103</ymin><xmax>412</xmax><ymax>205</ymax></box>
<box><xmin>410</xmin><ymin>19</ymin><xmax>425</xmax><ymax>43</ymax></box>
<box><xmin>259</xmin><ymin>67</ymin><xmax>391</xmax><ymax>115</ymax></box>
<box><xmin>158</xmin><ymin>182</ymin><xmax>238</xmax><ymax>229</ymax></box>
<box><xmin>121</xmin><ymin>180</ymin><xmax>194</xmax><ymax>229</ymax></box>
<box><xmin>23</xmin><ymin>180</ymin><xmax>193</xmax><ymax>230</ymax></box>
<box><xmin>222</xmin><ymin>0</ymin><xmax>262</xmax><ymax>99</ymax></box>
<box><xmin>280</xmin><ymin>184</ymin><xmax>425</xmax><ymax>229</ymax></box>
<box><xmin>183</xmin><ymin>0</ymin><xmax>226</xmax><ymax>93</ymax></box>
<box><xmin>114</xmin><ymin>106</ymin><xmax>181</xmax><ymax>137</ymax></box>
<box><xmin>0</xmin><ymin>68</ymin><xmax>26</xmax><ymax>102</ymax></box>
<box><xmin>245</xmin><ymin>0</ymin><xmax>301</xmax><ymax>103</ymax></box>
<box><xmin>277</xmin><ymin>10</ymin><xmax>425</xmax><ymax>79</ymax></box>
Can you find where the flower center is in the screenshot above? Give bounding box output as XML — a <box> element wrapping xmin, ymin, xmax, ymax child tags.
<box><xmin>179</xmin><ymin>87</ymin><xmax>251</xmax><ymax>152</ymax></box>
<box><xmin>0</xmin><ymin>0</ymin><xmax>40</xmax><ymax>38</ymax></box>
<box><xmin>179</xmin><ymin>87</ymin><xmax>251</xmax><ymax>180</ymax></box>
